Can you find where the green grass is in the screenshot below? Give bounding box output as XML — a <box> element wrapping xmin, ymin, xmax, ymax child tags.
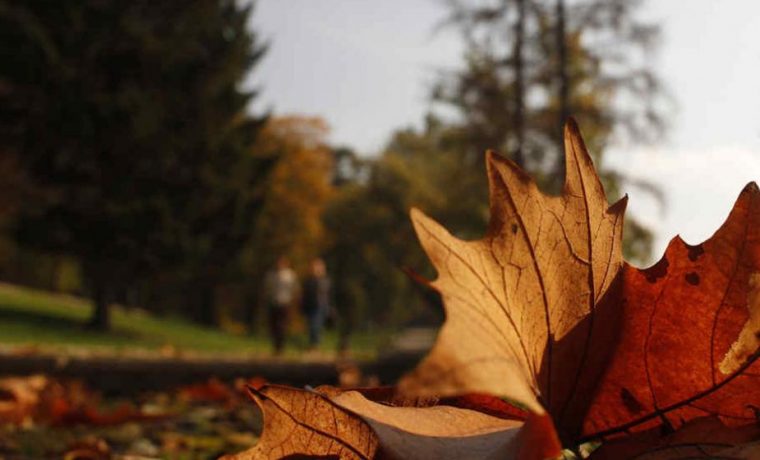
<box><xmin>0</xmin><ymin>282</ymin><xmax>382</xmax><ymax>358</ymax></box>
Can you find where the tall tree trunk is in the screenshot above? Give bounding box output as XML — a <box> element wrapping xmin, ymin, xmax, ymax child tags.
<box><xmin>193</xmin><ymin>278</ymin><xmax>218</xmax><ymax>327</ymax></box>
<box><xmin>555</xmin><ymin>0</ymin><xmax>569</xmax><ymax>183</ymax></box>
<box><xmin>334</xmin><ymin>260</ymin><xmax>353</xmax><ymax>353</ymax></box>
<box><xmin>512</xmin><ymin>0</ymin><xmax>526</xmax><ymax>168</ymax></box>
<box><xmin>87</xmin><ymin>270</ymin><xmax>111</xmax><ymax>331</ymax></box>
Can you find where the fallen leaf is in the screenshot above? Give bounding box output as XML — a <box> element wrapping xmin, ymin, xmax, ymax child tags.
<box><xmin>399</xmin><ymin>119</ymin><xmax>626</xmax><ymax>432</ymax></box>
<box><xmin>317</xmin><ymin>385</ymin><xmax>528</xmax><ymax>421</ymax></box>
<box><xmin>231</xmin><ymin>383</ymin><xmax>560</xmax><ymax>459</ymax></box>
<box><xmin>582</xmin><ymin>183</ymin><xmax>760</xmax><ymax>441</ymax></box>
<box><xmin>397</xmin><ymin>120</ymin><xmax>760</xmax><ymax>450</ymax></box>
<box><xmin>179</xmin><ymin>378</ymin><xmax>235</xmax><ymax>405</ymax></box>
<box><xmin>331</xmin><ymin>390</ymin><xmax>560</xmax><ymax>460</ymax></box>
<box><xmin>62</xmin><ymin>438</ymin><xmax>111</xmax><ymax>460</ymax></box>
<box><xmin>314</xmin><ymin>385</ymin><xmax>440</xmax><ymax>410</ymax></box>
<box><xmin>588</xmin><ymin>415</ymin><xmax>760</xmax><ymax>459</ymax></box>
<box><xmin>716</xmin><ymin>440</ymin><xmax>760</xmax><ymax>459</ymax></box>
<box><xmin>50</xmin><ymin>401</ymin><xmax>170</xmax><ymax>427</ymax></box>
<box><xmin>440</xmin><ymin>393</ymin><xmax>529</xmax><ymax>421</ymax></box>
<box><xmin>0</xmin><ymin>375</ymin><xmax>48</xmax><ymax>423</ymax></box>
<box><xmin>222</xmin><ymin>384</ymin><xmax>379</xmax><ymax>460</ymax></box>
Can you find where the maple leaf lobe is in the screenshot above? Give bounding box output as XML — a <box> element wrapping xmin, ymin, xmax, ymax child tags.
<box><xmin>401</xmin><ymin>119</ymin><xmax>627</xmax><ymax>436</ymax></box>
<box><xmin>225</xmin><ymin>385</ymin><xmax>378</xmax><ymax>460</ymax></box>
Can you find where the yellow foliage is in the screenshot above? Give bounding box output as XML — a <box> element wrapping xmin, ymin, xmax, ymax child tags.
<box><xmin>250</xmin><ymin>116</ymin><xmax>334</xmax><ymax>274</ymax></box>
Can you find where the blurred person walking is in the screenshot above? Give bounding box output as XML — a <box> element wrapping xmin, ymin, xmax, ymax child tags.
<box><xmin>301</xmin><ymin>258</ymin><xmax>331</xmax><ymax>349</ymax></box>
<box><xmin>263</xmin><ymin>256</ymin><xmax>298</xmax><ymax>354</ymax></box>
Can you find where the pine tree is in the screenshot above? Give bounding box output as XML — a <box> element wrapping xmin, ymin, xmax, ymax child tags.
<box><xmin>0</xmin><ymin>1</ymin><xmax>272</xmax><ymax>329</ymax></box>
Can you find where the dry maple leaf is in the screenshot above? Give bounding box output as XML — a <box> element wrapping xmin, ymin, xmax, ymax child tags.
<box><xmin>321</xmin><ymin>385</ymin><xmax>561</xmax><ymax>459</ymax></box>
<box><xmin>0</xmin><ymin>375</ymin><xmax>48</xmax><ymax>424</ymax></box>
<box><xmin>589</xmin><ymin>415</ymin><xmax>760</xmax><ymax>459</ymax></box>
<box><xmin>581</xmin><ymin>182</ymin><xmax>760</xmax><ymax>442</ymax></box>
<box><xmin>228</xmin><ymin>383</ymin><xmax>561</xmax><ymax>459</ymax></box>
<box><xmin>399</xmin><ymin>119</ymin><xmax>760</xmax><ymax>452</ymax></box>
<box><xmin>331</xmin><ymin>390</ymin><xmax>538</xmax><ymax>460</ymax></box>
<box><xmin>223</xmin><ymin>384</ymin><xmax>380</xmax><ymax>460</ymax></box>
<box><xmin>399</xmin><ymin>119</ymin><xmax>626</xmax><ymax>431</ymax></box>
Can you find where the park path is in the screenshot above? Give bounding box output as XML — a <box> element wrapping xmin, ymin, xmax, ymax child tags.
<box><xmin>0</xmin><ymin>327</ymin><xmax>436</xmax><ymax>394</ymax></box>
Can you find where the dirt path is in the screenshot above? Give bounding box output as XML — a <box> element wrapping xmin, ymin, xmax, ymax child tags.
<box><xmin>0</xmin><ymin>348</ymin><xmax>425</xmax><ymax>394</ymax></box>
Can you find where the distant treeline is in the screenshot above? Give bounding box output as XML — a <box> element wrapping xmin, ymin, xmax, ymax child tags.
<box><xmin>0</xmin><ymin>0</ymin><xmax>668</xmax><ymax>334</ymax></box>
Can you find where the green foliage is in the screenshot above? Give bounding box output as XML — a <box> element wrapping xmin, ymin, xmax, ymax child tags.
<box><xmin>0</xmin><ymin>1</ymin><xmax>273</xmax><ymax>329</ymax></box>
<box><xmin>324</xmin><ymin>119</ymin><xmax>476</xmax><ymax>330</ymax></box>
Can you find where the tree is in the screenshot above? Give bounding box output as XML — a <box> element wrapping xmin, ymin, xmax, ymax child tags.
<box><xmin>0</xmin><ymin>1</ymin><xmax>271</xmax><ymax>329</ymax></box>
<box><xmin>434</xmin><ymin>0</ymin><xmax>668</xmax><ymax>262</ymax></box>
<box><xmin>324</xmin><ymin>118</ymin><xmax>469</xmax><ymax>331</ymax></box>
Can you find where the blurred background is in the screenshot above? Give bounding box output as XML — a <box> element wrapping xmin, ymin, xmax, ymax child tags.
<box><xmin>0</xmin><ymin>0</ymin><xmax>759</xmax><ymax>457</ymax></box>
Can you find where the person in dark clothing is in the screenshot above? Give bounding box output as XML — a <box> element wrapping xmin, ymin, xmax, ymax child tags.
<box><xmin>301</xmin><ymin>258</ymin><xmax>331</xmax><ymax>348</ymax></box>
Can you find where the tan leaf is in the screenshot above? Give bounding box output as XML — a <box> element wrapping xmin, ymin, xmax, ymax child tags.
<box><xmin>399</xmin><ymin>119</ymin><xmax>626</xmax><ymax>426</ymax></box>
<box><xmin>0</xmin><ymin>375</ymin><xmax>48</xmax><ymax>424</ymax></box>
<box><xmin>331</xmin><ymin>390</ymin><xmax>561</xmax><ymax>460</ymax></box>
<box><xmin>223</xmin><ymin>384</ymin><xmax>378</xmax><ymax>460</ymax></box>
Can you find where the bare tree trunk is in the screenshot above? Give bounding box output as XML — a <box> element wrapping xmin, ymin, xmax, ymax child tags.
<box><xmin>556</xmin><ymin>0</ymin><xmax>569</xmax><ymax>182</ymax></box>
<box><xmin>191</xmin><ymin>278</ymin><xmax>218</xmax><ymax>327</ymax></box>
<box><xmin>87</xmin><ymin>270</ymin><xmax>111</xmax><ymax>331</ymax></box>
<box><xmin>512</xmin><ymin>0</ymin><xmax>526</xmax><ymax>168</ymax></box>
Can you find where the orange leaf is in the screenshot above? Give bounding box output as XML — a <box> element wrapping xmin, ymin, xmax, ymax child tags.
<box><xmin>582</xmin><ymin>183</ymin><xmax>760</xmax><ymax>441</ymax></box>
<box><xmin>0</xmin><ymin>375</ymin><xmax>48</xmax><ymax>424</ymax></box>
<box><xmin>178</xmin><ymin>377</ymin><xmax>235</xmax><ymax>404</ymax></box>
<box><xmin>588</xmin><ymin>415</ymin><xmax>760</xmax><ymax>459</ymax></box>
<box><xmin>440</xmin><ymin>393</ymin><xmax>529</xmax><ymax>421</ymax></box>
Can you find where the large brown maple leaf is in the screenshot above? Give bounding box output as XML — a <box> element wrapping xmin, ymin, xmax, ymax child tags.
<box><xmin>581</xmin><ymin>181</ymin><xmax>760</xmax><ymax>441</ymax></box>
<box><xmin>227</xmin><ymin>384</ymin><xmax>560</xmax><ymax>459</ymax></box>
<box><xmin>399</xmin><ymin>119</ymin><xmax>627</xmax><ymax>435</ymax></box>
<box><xmin>399</xmin><ymin>119</ymin><xmax>760</xmax><ymax>449</ymax></box>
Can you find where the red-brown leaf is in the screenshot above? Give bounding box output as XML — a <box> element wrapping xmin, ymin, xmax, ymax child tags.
<box><xmin>589</xmin><ymin>415</ymin><xmax>760</xmax><ymax>459</ymax></box>
<box><xmin>582</xmin><ymin>182</ymin><xmax>760</xmax><ymax>441</ymax></box>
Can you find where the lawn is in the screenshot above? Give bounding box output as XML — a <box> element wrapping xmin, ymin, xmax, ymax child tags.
<box><xmin>0</xmin><ymin>282</ymin><xmax>382</xmax><ymax>358</ymax></box>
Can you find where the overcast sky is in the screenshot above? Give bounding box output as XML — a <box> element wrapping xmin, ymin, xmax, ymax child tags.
<box><xmin>249</xmin><ymin>1</ymin><xmax>760</xmax><ymax>264</ymax></box>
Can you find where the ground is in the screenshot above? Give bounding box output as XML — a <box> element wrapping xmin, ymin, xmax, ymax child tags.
<box><xmin>0</xmin><ymin>282</ymin><xmax>382</xmax><ymax>359</ymax></box>
<box><xmin>0</xmin><ymin>283</ymin><xmax>393</xmax><ymax>459</ymax></box>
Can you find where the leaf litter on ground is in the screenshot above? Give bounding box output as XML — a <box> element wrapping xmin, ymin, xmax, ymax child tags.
<box><xmin>0</xmin><ymin>375</ymin><xmax>264</xmax><ymax>459</ymax></box>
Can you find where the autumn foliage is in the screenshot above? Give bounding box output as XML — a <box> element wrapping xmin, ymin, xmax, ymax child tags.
<box><xmin>226</xmin><ymin>120</ymin><xmax>760</xmax><ymax>459</ymax></box>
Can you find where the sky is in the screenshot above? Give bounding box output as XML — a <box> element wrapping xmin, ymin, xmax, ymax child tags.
<box><xmin>249</xmin><ymin>1</ymin><xmax>760</xmax><ymax>264</ymax></box>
